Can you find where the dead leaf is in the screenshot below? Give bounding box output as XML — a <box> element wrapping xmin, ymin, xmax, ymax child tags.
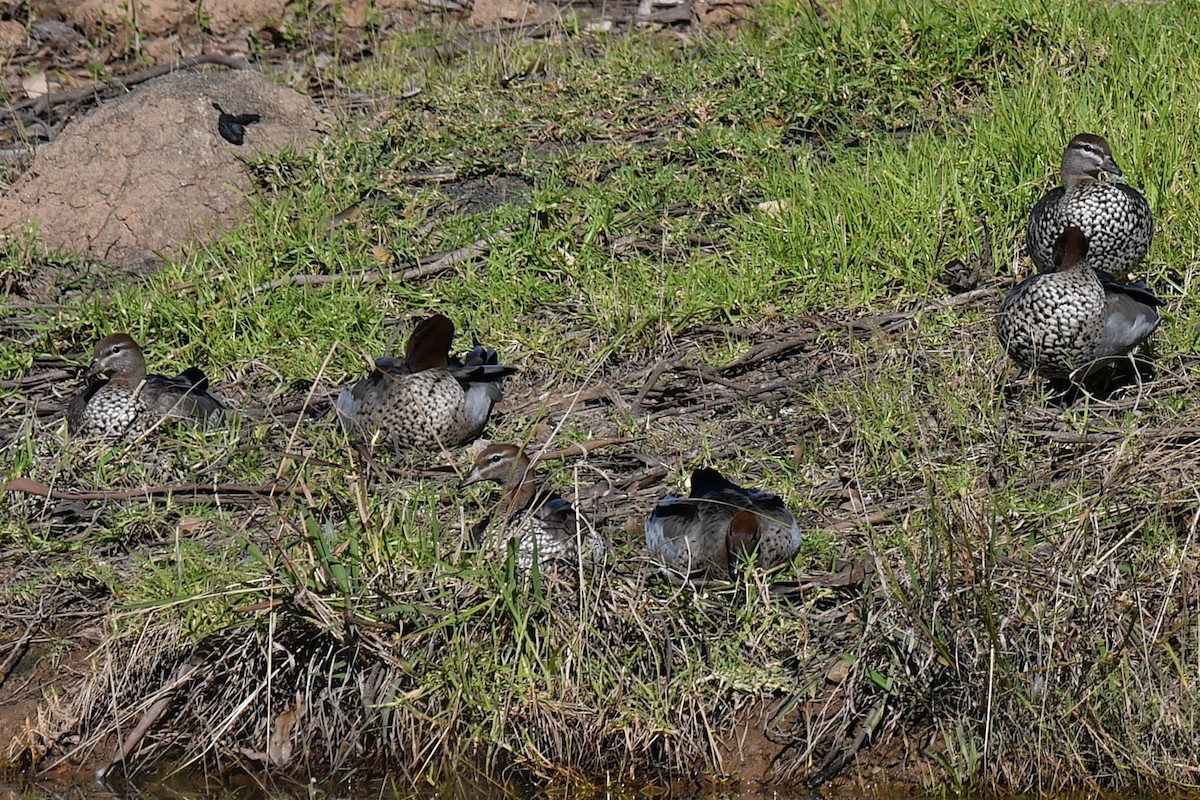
<box><xmin>22</xmin><ymin>71</ymin><xmax>48</xmax><ymax>99</ymax></box>
<box><xmin>757</xmin><ymin>199</ymin><xmax>788</xmax><ymax>218</ymax></box>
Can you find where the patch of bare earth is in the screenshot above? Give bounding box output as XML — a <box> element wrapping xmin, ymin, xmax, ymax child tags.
<box><xmin>0</xmin><ymin>0</ymin><xmax>748</xmax><ymax>280</ymax></box>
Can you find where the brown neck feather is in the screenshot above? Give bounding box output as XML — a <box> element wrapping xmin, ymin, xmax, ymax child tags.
<box><xmin>1063</xmin><ymin>172</ymin><xmax>1096</xmax><ymax>193</ymax></box>
<box><xmin>116</xmin><ymin>362</ymin><xmax>148</xmax><ymax>387</ymax></box>
<box><xmin>501</xmin><ymin>471</ymin><xmax>539</xmax><ymax>518</ymax></box>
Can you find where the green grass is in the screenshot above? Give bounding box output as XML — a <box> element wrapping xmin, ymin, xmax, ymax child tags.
<box><xmin>6</xmin><ymin>0</ymin><xmax>1200</xmax><ymax>793</ymax></box>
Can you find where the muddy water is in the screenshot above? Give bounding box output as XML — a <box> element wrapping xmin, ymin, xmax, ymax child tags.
<box><xmin>0</xmin><ymin>774</ymin><xmax>1168</xmax><ymax>800</ymax></box>
<box><xmin>0</xmin><ymin>772</ymin><xmax>921</xmax><ymax>800</ymax></box>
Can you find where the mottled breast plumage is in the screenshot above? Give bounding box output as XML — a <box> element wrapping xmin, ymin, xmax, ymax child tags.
<box><xmin>998</xmin><ymin>227</ymin><xmax>1162</xmax><ymax>379</ymax></box>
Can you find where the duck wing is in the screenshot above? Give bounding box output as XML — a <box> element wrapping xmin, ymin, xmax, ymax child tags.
<box><xmin>451</xmin><ymin>345</ymin><xmax>517</xmax><ymax>439</ymax></box>
<box><xmin>1099</xmin><ymin>276</ymin><xmax>1163</xmax><ymax>309</ymax></box>
<box><xmin>144</xmin><ymin>370</ymin><xmax>225</xmax><ymax>424</ymax></box>
<box><xmin>449</xmin><ymin>344</ymin><xmax>518</xmax><ymax>379</ymax></box>
<box><xmin>1094</xmin><ymin>281</ymin><xmax>1162</xmax><ymax>359</ymax></box>
<box><xmin>646</xmin><ymin>490</ymin><xmax>746</xmax><ymax>577</ymax></box>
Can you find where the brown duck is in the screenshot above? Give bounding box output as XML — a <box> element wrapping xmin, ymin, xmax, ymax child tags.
<box><xmin>1026</xmin><ymin>133</ymin><xmax>1153</xmax><ymax>279</ymax></box>
<box><xmin>461</xmin><ymin>443</ymin><xmax>604</xmax><ymax>570</ymax></box>
<box><xmin>997</xmin><ymin>227</ymin><xmax>1162</xmax><ymax>379</ymax></box>
<box><xmin>67</xmin><ymin>333</ymin><xmax>224</xmax><ymax>436</ymax></box>
<box><xmin>645</xmin><ymin>467</ymin><xmax>802</xmax><ymax>581</ymax></box>
<box><xmin>336</xmin><ymin>313</ymin><xmax>517</xmax><ymax>454</ymax></box>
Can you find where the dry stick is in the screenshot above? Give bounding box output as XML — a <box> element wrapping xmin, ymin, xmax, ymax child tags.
<box><xmin>0</xmin><ymin>475</ymin><xmax>295</xmax><ymax>503</ymax></box>
<box><xmin>689</xmin><ymin>365</ymin><xmax>757</xmax><ymax>392</ymax></box>
<box><xmin>0</xmin><ymin>368</ymin><xmax>74</xmax><ymax>390</ymax></box>
<box><xmin>532</xmin><ymin>360</ymin><xmax>615</xmax><ymax>465</ymax></box>
<box><xmin>95</xmin><ymin>654</ymin><xmax>206</xmax><ymax>780</ymax></box>
<box><xmin>503</xmin><ymin>383</ymin><xmax>612</xmax><ymax>417</ymax></box>
<box><xmin>269</xmin><ymin>450</ymin><xmax>342</xmax><ymax>469</ymax></box>
<box><xmin>856</xmin><ymin>285</ymin><xmax>999</xmax><ymax>327</ymax></box>
<box><xmin>411</xmin><ymin>19</ymin><xmax>557</xmax><ymax>62</ymax></box>
<box><xmin>646</xmin><ymin>361</ymin><xmax>736</xmax><ymax>402</ymax></box>
<box><xmin>1028</xmin><ymin>429</ymin><xmax>1115</xmax><ymax>444</ymax></box>
<box><xmin>631</xmin><ymin>357</ymin><xmax>681</xmax><ymax>414</ymax></box>
<box><xmin>806</xmin><ymin>694</ymin><xmax>889</xmax><ymax>788</ymax></box>
<box><xmin>536</xmin><ymin>437</ymin><xmax>637</xmax><ymax>463</ymax></box>
<box><xmin>635</xmin><ymin>381</ymin><xmax>796</xmax><ymax>422</ymax></box>
<box><xmin>1032</xmin><ymin>424</ymin><xmax>1200</xmax><ymax>445</ymax></box>
<box><xmin>0</xmin><ymin>624</ymin><xmax>34</xmax><ymax>690</ymax></box>
<box><xmin>638</xmin><ymin>291</ymin><xmax>996</xmax><ymax>415</ymax></box>
<box><xmin>248</xmin><ymin>232</ymin><xmax>509</xmax><ymax>296</ymax></box>
<box><xmin>719</xmin><ymin>328</ymin><xmax>820</xmax><ymax>374</ymax></box>
<box><xmin>6</xmin><ymin>54</ymin><xmax>250</xmax><ymax>117</ymax></box>
<box><xmin>770</xmin><ymin>560</ymin><xmax>873</xmax><ymax>598</ymax></box>
<box><xmin>826</xmin><ymin>511</ymin><xmax>891</xmax><ymax>531</ymax></box>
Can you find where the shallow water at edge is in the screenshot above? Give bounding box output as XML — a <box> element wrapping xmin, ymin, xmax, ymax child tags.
<box><xmin>0</xmin><ymin>772</ymin><xmax>1179</xmax><ymax>800</ymax></box>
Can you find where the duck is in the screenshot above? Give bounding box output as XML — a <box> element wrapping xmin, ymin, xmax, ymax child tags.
<box><xmin>461</xmin><ymin>443</ymin><xmax>603</xmax><ymax>571</ymax></box>
<box><xmin>67</xmin><ymin>333</ymin><xmax>225</xmax><ymax>436</ymax></box>
<box><xmin>1026</xmin><ymin>133</ymin><xmax>1153</xmax><ymax>280</ymax></box>
<box><xmin>997</xmin><ymin>226</ymin><xmax>1162</xmax><ymax>380</ymax></box>
<box><xmin>336</xmin><ymin>313</ymin><xmax>517</xmax><ymax>453</ymax></box>
<box><xmin>645</xmin><ymin>466</ymin><xmax>801</xmax><ymax>581</ymax></box>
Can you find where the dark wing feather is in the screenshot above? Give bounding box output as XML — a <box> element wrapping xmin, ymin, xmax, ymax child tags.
<box><xmin>145</xmin><ymin>370</ymin><xmax>224</xmax><ymax>423</ymax></box>
<box><xmin>1099</xmin><ymin>276</ymin><xmax>1164</xmax><ymax>308</ymax></box>
<box><xmin>689</xmin><ymin>467</ymin><xmax>746</xmax><ymax>498</ymax></box>
<box><xmin>405</xmin><ymin>314</ymin><xmax>454</xmax><ymax>372</ymax></box>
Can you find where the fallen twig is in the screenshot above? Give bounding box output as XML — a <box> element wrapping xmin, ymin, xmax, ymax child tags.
<box><xmin>537</xmin><ymin>437</ymin><xmax>637</xmax><ymax>462</ymax></box>
<box><xmin>6</xmin><ymin>55</ymin><xmax>249</xmax><ymax>118</ymax></box>
<box><xmin>0</xmin><ymin>368</ymin><xmax>75</xmax><ymax>390</ymax></box>
<box><xmin>806</xmin><ymin>694</ymin><xmax>889</xmax><ymax>788</ymax></box>
<box><xmin>0</xmin><ymin>623</ymin><xmax>35</xmax><ymax>691</ymax></box>
<box><xmin>247</xmin><ymin>231</ymin><xmax>509</xmax><ymax>296</ymax></box>
<box><xmin>95</xmin><ymin>654</ymin><xmax>206</xmax><ymax>780</ymax></box>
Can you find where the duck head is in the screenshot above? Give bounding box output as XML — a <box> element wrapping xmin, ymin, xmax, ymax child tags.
<box><xmin>1062</xmin><ymin>133</ymin><xmax>1123</xmax><ymax>187</ymax></box>
<box><xmin>84</xmin><ymin>333</ymin><xmax>148</xmax><ymax>385</ymax></box>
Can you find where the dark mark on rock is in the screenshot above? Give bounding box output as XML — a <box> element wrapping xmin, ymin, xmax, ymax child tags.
<box><xmin>212</xmin><ymin>101</ymin><xmax>261</xmax><ymax>145</ymax></box>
